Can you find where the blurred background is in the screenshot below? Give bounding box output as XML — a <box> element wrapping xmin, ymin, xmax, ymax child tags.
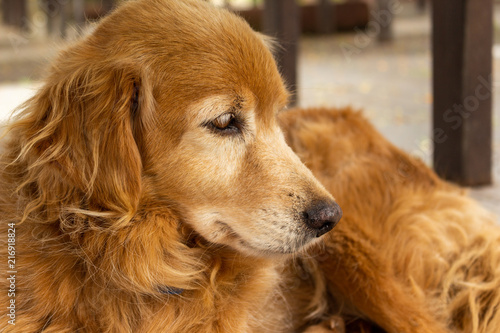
<box><xmin>0</xmin><ymin>0</ymin><xmax>499</xmax><ymax>215</ymax></box>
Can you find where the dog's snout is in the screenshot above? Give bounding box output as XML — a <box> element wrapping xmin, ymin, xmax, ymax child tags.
<box><xmin>304</xmin><ymin>201</ymin><xmax>342</xmax><ymax>237</ymax></box>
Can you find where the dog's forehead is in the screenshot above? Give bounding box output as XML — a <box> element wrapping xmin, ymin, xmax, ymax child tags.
<box><xmin>99</xmin><ymin>0</ymin><xmax>288</xmax><ymax>113</ymax></box>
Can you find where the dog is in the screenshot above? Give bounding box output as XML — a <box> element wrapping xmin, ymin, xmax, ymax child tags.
<box><xmin>1</xmin><ymin>0</ymin><xmax>498</xmax><ymax>332</ymax></box>
<box><xmin>0</xmin><ymin>0</ymin><xmax>344</xmax><ymax>332</ymax></box>
<box><xmin>279</xmin><ymin>107</ymin><xmax>500</xmax><ymax>333</ymax></box>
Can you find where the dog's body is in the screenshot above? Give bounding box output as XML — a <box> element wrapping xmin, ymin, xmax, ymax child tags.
<box><xmin>280</xmin><ymin>108</ymin><xmax>500</xmax><ymax>333</ymax></box>
<box><xmin>0</xmin><ymin>0</ymin><xmax>499</xmax><ymax>332</ymax></box>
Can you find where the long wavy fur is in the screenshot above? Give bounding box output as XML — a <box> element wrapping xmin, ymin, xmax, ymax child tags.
<box><xmin>0</xmin><ymin>51</ymin><xmax>215</xmax><ymax>333</ymax></box>
<box><xmin>280</xmin><ymin>107</ymin><xmax>500</xmax><ymax>333</ymax></box>
<box><xmin>0</xmin><ymin>1</ymin><xmax>327</xmax><ymax>332</ymax></box>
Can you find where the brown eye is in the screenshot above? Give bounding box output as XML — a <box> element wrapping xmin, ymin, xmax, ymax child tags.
<box><xmin>212</xmin><ymin>113</ymin><xmax>234</xmax><ymax>130</ymax></box>
<box><xmin>204</xmin><ymin>112</ymin><xmax>242</xmax><ymax>136</ymax></box>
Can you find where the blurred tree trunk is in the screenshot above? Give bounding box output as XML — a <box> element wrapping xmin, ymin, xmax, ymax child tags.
<box><xmin>2</xmin><ymin>0</ymin><xmax>27</xmax><ymax>29</ymax></box>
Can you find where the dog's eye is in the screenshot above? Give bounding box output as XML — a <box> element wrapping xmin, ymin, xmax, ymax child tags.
<box><xmin>208</xmin><ymin>113</ymin><xmax>241</xmax><ymax>135</ymax></box>
<box><xmin>212</xmin><ymin>113</ymin><xmax>234</xmax><ymax>130</ymax></box>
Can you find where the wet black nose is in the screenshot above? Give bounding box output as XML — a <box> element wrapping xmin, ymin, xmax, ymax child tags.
<box><xmin>304</xmin><ymin>201</ymin><xmax>342</xmax><ymax>237</ymax></box>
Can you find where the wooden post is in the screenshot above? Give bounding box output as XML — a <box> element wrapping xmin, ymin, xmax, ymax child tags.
<box><xmin>315</xmin><ymin>0</ymin><xmax>334</xmax><ymax>34</ymax></box>
<box><xmin>59</xmin><ymin>1</ymin><xmax>68</xmax><ymax>39</ymax></box>
<box><xmin>44</xmin><ymin>0</ymin><xmax>60</xmax><ymax>36</ymax></box>
<box><xmin>376</xmin><ymin>0</ymin><xmax>393</xmax><ymax>42</ymax></box>
<box><xmin>101</xmin><ymin>0</ymin><xmax>114</xmax><ymax>15</ymax></box>
<box><xmin>74</xmin><ymin>0</ymin><xmax>85</xmax><ymax>26</ymax></box>
<box><xmin>432</xmin><ymin>0</ymin><xmax>493</xmax><ymax>186</ymax></box>
<box><xmin>263</xmin><ymin>0</ymin><xmax>300</xmax><ymax>106</ymax></box>
<box><xmin>1</xmin><ymin>0</ymin><xmax>27</xmax><ymax>29</ymax></box>
<box><xmin>417</xmin><ymin>0</ymin><xmax>426</xmax><ymax>12</ymax></box>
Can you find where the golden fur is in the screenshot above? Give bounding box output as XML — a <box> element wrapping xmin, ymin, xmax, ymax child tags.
<box><xmin>0</xmin><ymin>1</ymin><xmax>339</xmax><ymax>332</ymax></box>
<box><xmin>1</xmin><ymin>0</ymin><xmax>499</xmax><ymax>332</ymax></box>
<box><xmin>280</xmin><ymin>107</ymin><xmax>500</xmax><ymax>333</ymax></box>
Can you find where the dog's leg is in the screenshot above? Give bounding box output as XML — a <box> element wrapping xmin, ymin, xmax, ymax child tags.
<box><xmin>317</xmin><ymin>228</ymin><xmax>451</xmax><ymax>333</ymax></box>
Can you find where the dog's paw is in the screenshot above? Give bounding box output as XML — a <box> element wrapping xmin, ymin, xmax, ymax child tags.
<box><xmin>303</xmin><ymin>316</ymin><xmax>345</xmax><ymax>333</ymax></box>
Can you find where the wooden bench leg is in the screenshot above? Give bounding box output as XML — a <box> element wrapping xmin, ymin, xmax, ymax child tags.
<box><xmin>263</xmin><ymin>0</ymin><xmax>300</xmax><ymax>106</ymax></box>
<box><xmin>432</xmin><ymin>0</ymin><xmax>493</xmax><ymax>186</ymax></box>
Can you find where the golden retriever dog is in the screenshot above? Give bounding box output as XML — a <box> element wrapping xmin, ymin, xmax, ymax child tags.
<box><xmin>0</xmin><ymin>0</ymin><xmax>344</xmax><ymax>332</ymax></box>
<box><xmin>279</xmin><ymin>107</ymin><xmax>500</xmax><ymax>333</ymax></box>
<box><xmin>1</xmin><ymin>0</ymin><xmax>498</xmax><ymax>332</ymax></box>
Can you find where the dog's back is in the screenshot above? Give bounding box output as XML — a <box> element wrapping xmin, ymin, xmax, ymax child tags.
<box><xmin>280</xmin><ymin>107</ymin><xmax>500</xmax><ymax>333</ymax></box>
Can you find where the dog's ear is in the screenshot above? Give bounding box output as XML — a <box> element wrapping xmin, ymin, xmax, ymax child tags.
<box><xmin>16</xmin><ymin>62</ymin><xmax>154</xmax><ymax>229</ymax></box>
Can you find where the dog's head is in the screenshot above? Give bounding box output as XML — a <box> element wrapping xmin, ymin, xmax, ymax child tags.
<box><xmin>14</xmin><ymin>0</ymin><xmax>341</xmax><ymax>256</ymax></box>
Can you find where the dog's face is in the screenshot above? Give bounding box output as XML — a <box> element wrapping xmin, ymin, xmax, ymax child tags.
<box><xmin>31</xmin><ymin>0</ymin><xmax>341</xmax><ymax>256</ymax></box>
<box><xmin>134</xmin><ymin>1</ymin><xmax>342</xmax><ymax>256</ymax></box>
<box><xmin>155</xmin><ymin>93</ymin><xmax>341</xmax><ymax>255</ymax></box>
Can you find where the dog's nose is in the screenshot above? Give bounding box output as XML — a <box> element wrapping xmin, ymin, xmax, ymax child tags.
<box><xmin>304</xmin><ymin>201</ymin><xmax>342</xmax><ymax>237</ymax></box>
